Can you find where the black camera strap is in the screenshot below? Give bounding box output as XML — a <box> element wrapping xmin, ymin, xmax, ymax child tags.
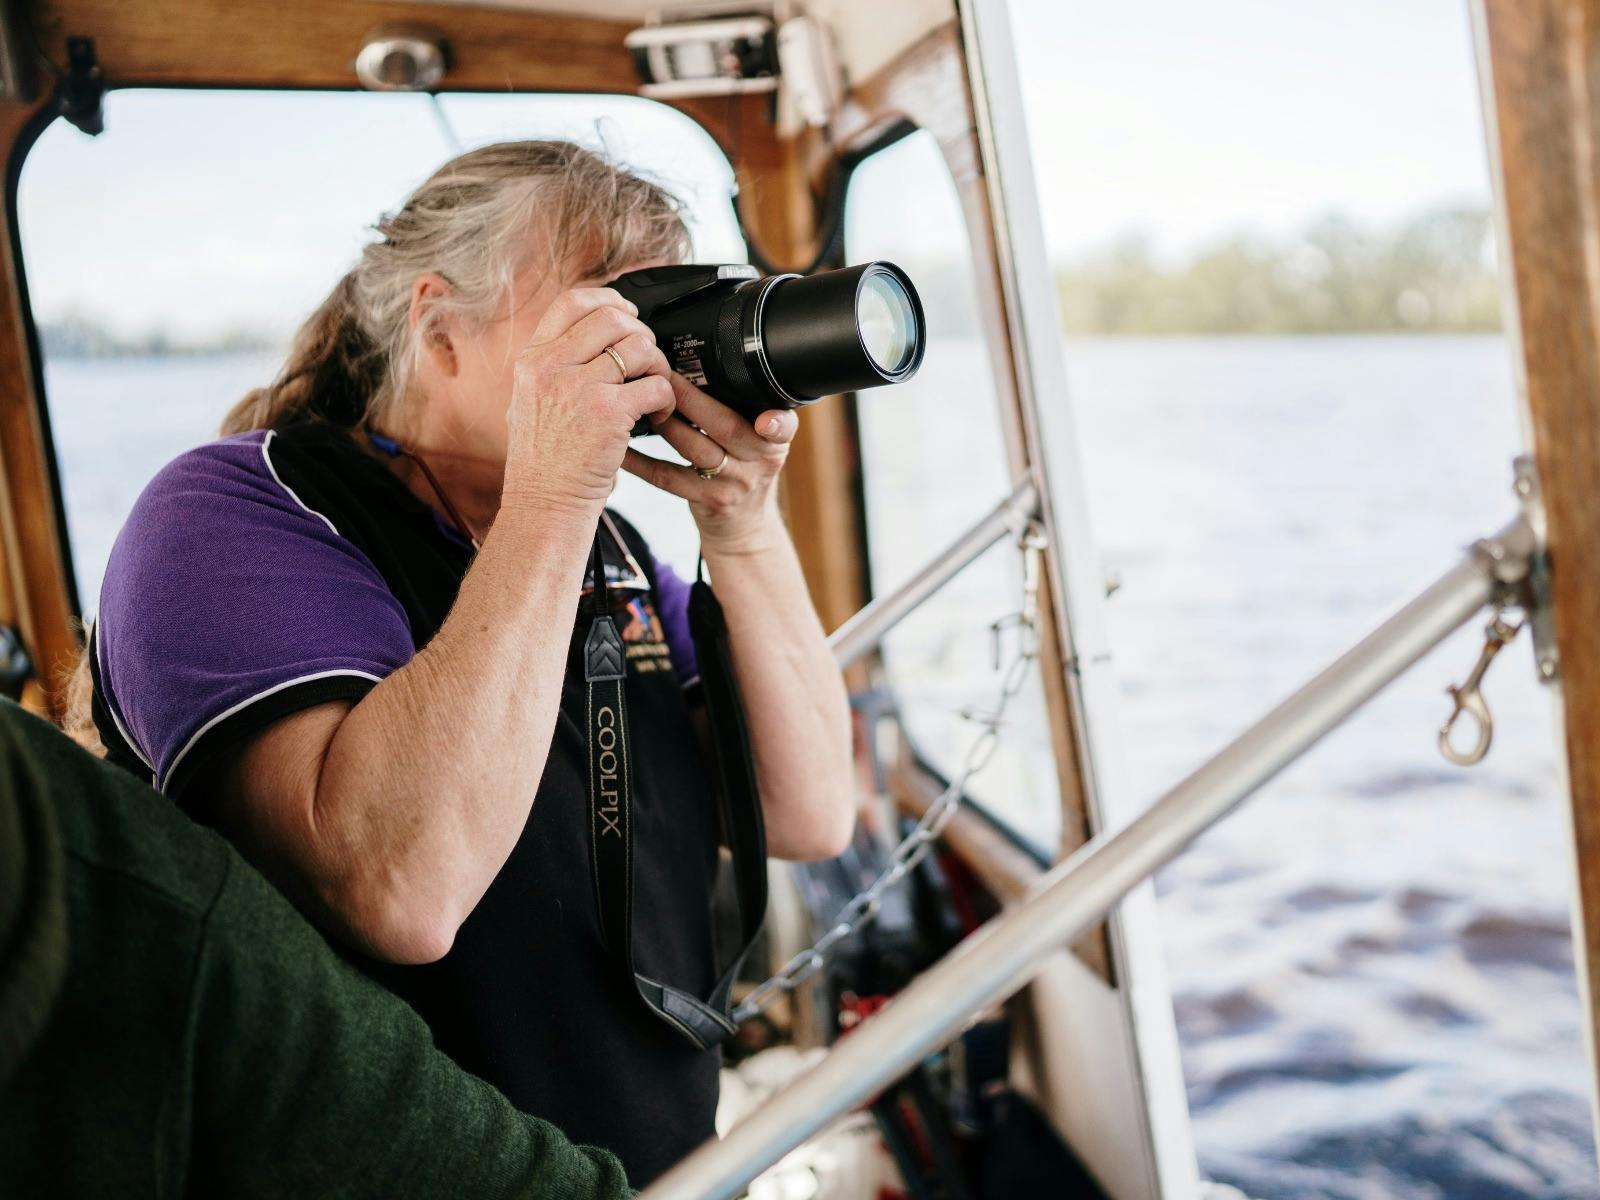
<box><xmin>583</xmin><ymin>529</ymin><xmax>767</xmax><ymax>1052</ymax></box>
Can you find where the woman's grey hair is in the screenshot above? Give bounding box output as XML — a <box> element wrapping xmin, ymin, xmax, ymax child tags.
<box><xmin>223</xmin><ymin>139</ymin><xmax>690</xmax><ymax>435</ymax></box>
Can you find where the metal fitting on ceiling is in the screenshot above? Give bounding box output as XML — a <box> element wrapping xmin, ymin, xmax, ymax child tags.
<box><xmin>355</xmin><ymin>28</ymin><xmax>448</xmax><ymax>92</ymax></box>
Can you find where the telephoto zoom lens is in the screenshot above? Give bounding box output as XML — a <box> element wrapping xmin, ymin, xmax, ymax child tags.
<box><xmin>610</xmin><ymin>261</ymin><xmax>925</xmax><ymax>432</ymax></box>
<box><xmin>757</xmin><ymin>263</ymin><xmax>925</xmax><ymax>401</ymax></box>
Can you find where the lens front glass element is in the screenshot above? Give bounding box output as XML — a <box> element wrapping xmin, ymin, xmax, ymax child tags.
<box><xmin>856</xmin><ymin>270</ymin><xmax>918</xmax><ymax>374</ymax></box>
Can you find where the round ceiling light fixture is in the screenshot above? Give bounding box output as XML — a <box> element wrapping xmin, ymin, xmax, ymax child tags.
<box><xmin>355</xmin><ymin>28</ymin><xmax>448</xmax><ymax>92</ymax></box>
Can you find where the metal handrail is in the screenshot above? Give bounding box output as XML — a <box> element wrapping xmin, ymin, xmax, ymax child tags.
<box><xmin>639</xmin><ymin>515</ymin><xmax>1537</xmax><ymax>1200</ymax></box>
<box><xmin>828</xmin><ymin>475</ymin><xmax>1039</xmax><ymax>668</ymax></box>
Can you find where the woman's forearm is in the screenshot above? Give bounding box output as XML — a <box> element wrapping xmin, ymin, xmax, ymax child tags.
<box><xmin>323</xmin><ymin>500</ymin><xmax>599</xmax><ymax>943</ymax></box>
<box><xmin>701</xmin><ymin>503</ymin><xmax>855</xmax><ymax>861</ymax></box>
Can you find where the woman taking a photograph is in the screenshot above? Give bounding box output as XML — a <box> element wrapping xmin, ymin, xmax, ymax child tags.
<box><xmin>77</xmin><ymin>140</ymin><xmax>855</xmax><ymax>1185</ymax></box>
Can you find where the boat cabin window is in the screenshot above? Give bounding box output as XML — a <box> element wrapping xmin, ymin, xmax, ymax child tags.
<box><xmin>18</xmin><ymin>88</ymin><xmax>745</xmax><ymax>610</ymax></box>
<box><xmin>1006</xmin><ymin>0</ymin><xmax>1582</xmax><ymax>1191</ymax></box>
<box><xmin>845</xmin><ymin>128</ymin><xmax>1062</xmax><ymax>856</ymax></box>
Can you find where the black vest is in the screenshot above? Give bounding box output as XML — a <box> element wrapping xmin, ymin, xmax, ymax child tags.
<box><xmin>99</xmin><ymin>420</ymin><xmax>724</xmax><ymax>1186</ymax></box>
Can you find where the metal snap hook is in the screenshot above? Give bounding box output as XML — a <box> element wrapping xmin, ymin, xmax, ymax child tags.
<box><xmin>1438</xmin><ymin>611</ymin><xmax>1523</xmax><ymax>766</ymax></box>
<box><xmin>1439</xmin><ymin>681</ymin><xmax>1494</xmax><ymax>766</ymax></box>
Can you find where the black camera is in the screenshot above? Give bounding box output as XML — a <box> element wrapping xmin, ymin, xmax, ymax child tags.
<box><xmin>607</xmin><ymin>261</ymin><xmax>925</xmax><ymax>434</ymax></box>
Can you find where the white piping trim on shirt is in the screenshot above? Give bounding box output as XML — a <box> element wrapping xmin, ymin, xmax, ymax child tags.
<box><xmin>158</xmin><ymin>668</ymin><xmax>382</xmax><ymax>795</ymax></box>
<box><xmin>92</xmin><ymin>618</ymin><xmax>158</xmax><ymax>784</ymax></box>
<box><xmin>260</xmin><ymin>429</ymin><xmax>340</xmax><ymax>537</ymax></box>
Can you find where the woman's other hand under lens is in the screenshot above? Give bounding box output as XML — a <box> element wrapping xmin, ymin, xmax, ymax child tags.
<box><xmin>620</xmin><ymin>373</ymin><xmax>798</xmax><ymax>556</ymax></box>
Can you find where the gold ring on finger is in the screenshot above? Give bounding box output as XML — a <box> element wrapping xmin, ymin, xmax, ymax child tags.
<box><xmin>696</xmin><ymin>450</ymin><xmax>729</xmax><ymax>481</ymax></box>
<box><xmin>603</xmin><ymin>344</ymin><xmax>628</xmax><ymax>384</ymax></box>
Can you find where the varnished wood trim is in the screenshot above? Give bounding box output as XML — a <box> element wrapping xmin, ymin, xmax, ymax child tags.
<box><xmin>29</xmin><ymin>0</ymin><xmax>637</xmax><ymax>92</ymax></box>
<box><xmin>826</xmin><ymin>23</ymin><xmax>975</xmax><ymax>184</ymax></box>
<box><xmin>0</xmin><ymin>95</ymin><xmax>78</xmax><ymax>715</ymax></box>
<box><xmin>1479</xmin><ymin>0</ymin><xmax>1600</xmax><ymax>1132</ymax></box>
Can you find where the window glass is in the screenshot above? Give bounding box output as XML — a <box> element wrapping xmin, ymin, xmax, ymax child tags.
<box><xmin>20</xmin><ymin>89</ymin><xmax>745</xmax><ymax>607</ymax></box>
<box><xmin>846</xmin><ymin>129</ymin><xmax>1061</xmax><ymax>854</ymax></box>
<box><xmin>1008</xmin><ymin>0</ymin><xmax>1586</xmax><ymax>1194</ymax></box>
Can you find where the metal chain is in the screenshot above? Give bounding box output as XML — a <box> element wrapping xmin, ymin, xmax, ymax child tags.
<box><xmin>732</xmin><ymin>524</ymin><xmax>1048</xmax><ymax>1025</ymax></box>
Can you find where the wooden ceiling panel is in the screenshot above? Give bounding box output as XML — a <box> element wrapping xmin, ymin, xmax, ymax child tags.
<box><xmin>27</xmin><ymin>0</ymin><xmax>639</xmax><ymax>92</ymax></box>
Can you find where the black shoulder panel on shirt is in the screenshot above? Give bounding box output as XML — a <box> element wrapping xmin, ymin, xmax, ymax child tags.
<box><xmin>161</xmin><ymin>673</ymin><xmax>380</xmax><ymax>805</ymax></box>
<box><xmin>267</xmin><ymin>421</ymin><xmax>473</xmax><ymax>648</ymax></box>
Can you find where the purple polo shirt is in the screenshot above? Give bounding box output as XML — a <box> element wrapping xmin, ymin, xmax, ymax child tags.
<box><xmin>94</xmin><ymin>429</ymin><xmax>699</xmax><ymax>792</ymax></box>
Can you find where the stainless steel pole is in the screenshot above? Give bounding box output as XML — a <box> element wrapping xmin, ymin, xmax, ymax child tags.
<box><xmin>641</xmin><ymin>516</ymin><xmax>1535</xmax><ymax>1200</ymax></box>
<box><xmin>828</xmin><ymin>476</ymin><xmax>1039</xmax><ymax>669</ymax></box>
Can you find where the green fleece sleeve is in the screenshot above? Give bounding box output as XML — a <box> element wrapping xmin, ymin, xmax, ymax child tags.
<box><xmin>184</xmin><ymin>852</ymin><xmax>634</xmax><ymax>1200</ymax></box>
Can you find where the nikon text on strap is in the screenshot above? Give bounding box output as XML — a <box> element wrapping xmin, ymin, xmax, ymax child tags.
<box><xmin>583</xmin><ymin>528</ymin><xmax>768</xmax><ymax>1051</ymax></box>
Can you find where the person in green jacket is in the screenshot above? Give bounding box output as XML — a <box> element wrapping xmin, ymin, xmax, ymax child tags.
<box><xmin>0</xmin><ymin>698</ymin><xmax>633</xmax><ymax>1199</ymax></box>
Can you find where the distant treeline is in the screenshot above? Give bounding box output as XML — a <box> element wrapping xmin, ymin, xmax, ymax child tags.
<box><xmin>1055</xmin><ymin>206</ymin><xmax>1502</xmax><ymax>335</ymax></box>
<box><xmin>37</xmin><ymin>206</ymin><xmax>1502</xmax><ymax>355</ymax></box>
<box><xmin>37</xmin><ymin>312</ymin><xmax>280</xmax><ymax>359</ymax></box>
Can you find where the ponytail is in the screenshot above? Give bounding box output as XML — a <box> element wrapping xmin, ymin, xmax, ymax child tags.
<box><xmin>220</xmin><ymin>273</ymin><xmax>382</xmax><ymax>434</ymax></box>
<box><xmin>60</xmin><ymin>626</ymin><xmax>105</xmax><ymax>757</ymax></box>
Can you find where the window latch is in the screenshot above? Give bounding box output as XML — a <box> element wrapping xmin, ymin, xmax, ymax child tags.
<box><xmin>57</xmin><ymin>37</ymin><xmax>104</xmax><ymax>137</ymax></box>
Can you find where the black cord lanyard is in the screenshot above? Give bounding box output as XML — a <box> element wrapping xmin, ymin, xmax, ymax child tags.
<box><xmin>584</xmin><ymin>525</ymin><xmax>768</xmax><ymax>1051</ymax></box>
<box><xmin>367</xmin><ymin>433</ymin><xmax>482</xmax><ymax>550</ymax></box>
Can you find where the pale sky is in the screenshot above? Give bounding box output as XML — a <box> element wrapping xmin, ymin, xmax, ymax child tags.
<box><xmin>17</xmin><ymin>0</ymin><xmax>1493</xmax><ymax>340</ymax></box>
<box><xmin>1010</xmin><ymin>0</ymin><xmax>1492</xmax><ymax>263</ymax></box>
